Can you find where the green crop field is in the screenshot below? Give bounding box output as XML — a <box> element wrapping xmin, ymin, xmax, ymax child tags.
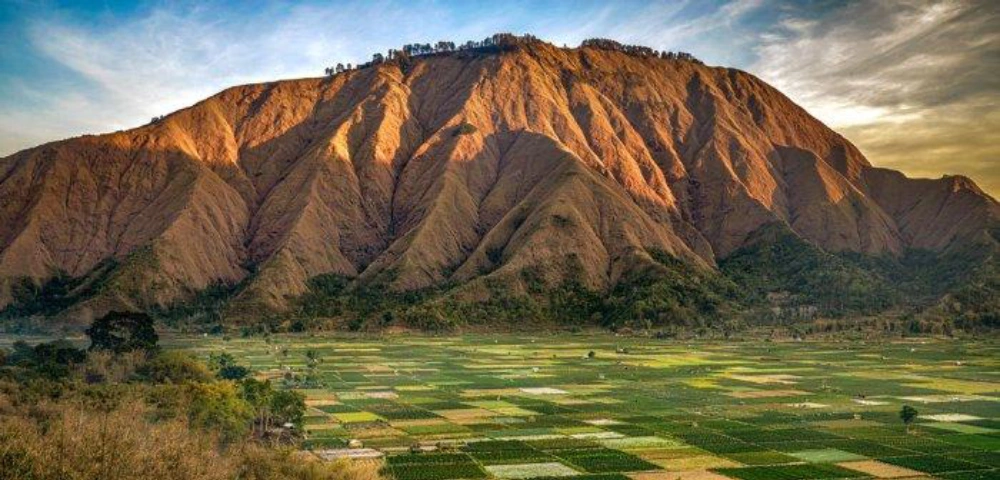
<box><xmin>163</xmin><ymin>334</ymin><xmax>1000</xmax><ymax>480</ymax></box>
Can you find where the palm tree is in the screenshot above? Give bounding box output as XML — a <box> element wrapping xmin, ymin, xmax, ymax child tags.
<box><xmin>305</xmin><ymin>349</ymin><xmax>319</xmax><ymax>367</ymax></box>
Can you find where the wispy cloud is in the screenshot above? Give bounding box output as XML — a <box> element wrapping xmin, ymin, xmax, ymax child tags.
<box><xmin>1</xmin><ymin>1</ymin><xmax>498</xmax><ymax>153</ymax></box>
<box><xmin>750</xmin><ymin>0</ymin><xmax>999</xmax><ymax>193</ymax></box>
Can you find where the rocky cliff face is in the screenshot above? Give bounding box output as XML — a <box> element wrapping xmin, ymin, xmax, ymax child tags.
<box><xmin>1</xmin><ymin>40</ymin><xmax>997</xmax><ymax>324</ymax></box>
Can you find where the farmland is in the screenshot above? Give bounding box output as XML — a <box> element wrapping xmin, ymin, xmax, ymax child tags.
<box><xmin>166</xmin><ymin>335</ymin><xmax>999</xmax><ymax>480</ymax></box>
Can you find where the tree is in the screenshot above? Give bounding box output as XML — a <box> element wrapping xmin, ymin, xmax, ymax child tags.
<box><xmin>209</xmin><ymin>352</ymin><xmax>250</xmax><ymax>380</ymax></box>
<box><xmin>240</xmin><ymin>378</ymin><xmax>274</xmax><ymax>436</ymax></box>
<box><xmin>900</xmin><ymin>405</ymin><xmax>918</xmax><ymax>433</ymax></box>
<box><xmin>86</xmin><ymin>311</ymin><xmax>158</xmax><ymax>354</ymax></box>
<box><xmin>8</xmin><ymin>339</ymin><xmax>86</xmax><ymax>379</ymax></box>
<box><xmin>302</xmin><ymin>349</ymin><xmax>322</xmax><ymax>387</ymax></box>
<box><xmin>238</xmin><ymin>378</ymin><xmax>305</xmax><ymax>435</ymax></box>
<box><xmin>305</xmin><ymin>349</ymin><xmax>320</xmax><ymax>367</ymax></box>
<box><xmin>270</xmin><ymin>389</ymin><xmax>306</xmax><ymax>429</ymax></box>
<box><xmin>187</xmin><ymin>381</ymin><xmax>254</xmax><ymax>442</ymax></box>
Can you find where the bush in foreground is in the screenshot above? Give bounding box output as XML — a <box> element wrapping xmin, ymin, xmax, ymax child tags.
<box><xmin>0</xmin><ymin>337</ymin><xmax>382</xmax><ymax>480</ymax></box>
<box><xmin>0</xmin><ymin>403</ymin><xmax>381</xmax><ymax>479</ymax></box>
<box><xmin>0</xmin><ymin>400</ymin><xmax>232</xmax><ymax>480</ymax></box>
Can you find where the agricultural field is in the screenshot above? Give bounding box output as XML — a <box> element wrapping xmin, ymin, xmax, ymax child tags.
<box><xmin>166</xmin><ymin>335</ymin><xmax>1000</xmax><ymax>480</ymax></box>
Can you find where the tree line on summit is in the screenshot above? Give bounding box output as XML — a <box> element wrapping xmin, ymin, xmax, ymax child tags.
<box><xmin>323</xmin><ymin>33</ymin><xmax>702</xmax><ymax>76</ymax></box>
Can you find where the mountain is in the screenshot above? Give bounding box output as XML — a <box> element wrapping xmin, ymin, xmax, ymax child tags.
<box><xmin>2</xmin><ymin>35</ymin><xmax>997</xmax><ymax>331</ymax></box>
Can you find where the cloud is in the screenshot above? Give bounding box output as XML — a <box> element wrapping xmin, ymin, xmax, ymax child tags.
<box><xmin>0</xmin><ymin>77</ymin><xmax>110</xmax><ymax>152</ymax></box>
<box><xmin>749</xmin><ymin>0</ymin><xmax>999</xmax><ymax>195</ymax></box>
<box><xmin>20</xmin><ymin>3</ymin><xmax>397</xmax><ymax>129</ymax></box>
<box><xmin>537</xmin><ymin>0</ymin><xmax>765</xmax><ymax>62</ymax></box>
<box><xmin>2</xmin><ymin>1</ymin><xmax>502</xmax><ymax>155</ymax></box>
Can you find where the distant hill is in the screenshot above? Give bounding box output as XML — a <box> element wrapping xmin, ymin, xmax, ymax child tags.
<box><xmin>2</xmin><ymin>34</ymin><xmax>997</xmax><ymax>332</ymax></box>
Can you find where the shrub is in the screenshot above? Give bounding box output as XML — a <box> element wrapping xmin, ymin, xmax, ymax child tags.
<box><xmin>0</xmin><ymin>400</ymin><xmax>233</xmax><ymax>480</ymax></box>
<box><xmin>81</xmin><ymin>350</ymin><xmax>149</xmax><ymax>384</ymax></box>
<box><xmin>139</xmin><ymin>351</ymin><xmax>213</xmax><ymax>384</ymax></box>
<box><xmin>208</xmin><ymin>352</ymin><xmax>251</xmax><ymax>380</ymax></box>
<box><xmin>455</xmin><ymin>123</ymin><xmax>477</xmax><ymax>136</ymax></box>
<box><xmin>0</xmin><ymin>398</ymin><xmax>385</xmax><ymax>480</ymax></box>
<box><xmin>900</xmin><ymin>405</ymin><xmax>918</xmax><ymax>432</ymax></box>
<box><xmin>0</xmin><ymin>340</ymin><xmax>386</xmax><ymax>480</ymax></box>
<box><xmin>8</xmin><ymin>339</ymin><xmax>87</xmax><ymax>379</ymax></box>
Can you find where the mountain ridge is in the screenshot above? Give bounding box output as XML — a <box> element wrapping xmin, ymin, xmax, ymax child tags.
<box><xmin>1</xmin><ymin>35</ymin><xmax>997</xmax><ymax>329</ymax></box>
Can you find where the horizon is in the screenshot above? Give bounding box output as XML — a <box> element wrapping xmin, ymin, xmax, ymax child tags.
<box><xmin>1</xmin><ymin>0</ymin><xmax>997</xmax><ymax>196</ymax></box>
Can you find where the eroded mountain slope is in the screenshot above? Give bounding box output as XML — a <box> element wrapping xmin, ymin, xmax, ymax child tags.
<box><xmin>0</xmin><ymin>39</ymin><xmax>996</xmax><ymax>324</ymax></box>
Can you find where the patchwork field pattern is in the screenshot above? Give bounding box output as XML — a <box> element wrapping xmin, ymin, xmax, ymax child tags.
<box><xmin>166</xmin><ymin>335</ymin><xmax>1000</xmax><ymax>480</ymax></box>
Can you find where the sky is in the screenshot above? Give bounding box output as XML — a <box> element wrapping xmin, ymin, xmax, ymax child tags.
<box><xmin>1</xmin><ymin>0</ymin><xmax>997</xmax><ymax>196</ymax></box>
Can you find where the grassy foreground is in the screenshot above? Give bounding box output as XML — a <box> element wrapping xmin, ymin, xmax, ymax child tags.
<box><xmin>158</xmin><ymin>334</ymin><xmax>999</xmax><ymax>480</ymax></box>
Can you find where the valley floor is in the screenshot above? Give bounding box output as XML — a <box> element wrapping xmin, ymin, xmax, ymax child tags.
<box><xmin>160</xmin><ymin>334</ymin><xmax>999</xmax><ymax>480</ymax></box>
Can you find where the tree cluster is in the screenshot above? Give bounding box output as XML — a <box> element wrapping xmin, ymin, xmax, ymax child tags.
<box><xmin>324</xmin><ymin>33</ymin><xmax>543</xmax><ymax>75</ymax></box>
<box><xmin>323</xmin><ymin>33</ymin><xmax>702</xmax><ymax>76</ymax></box>
<box><xmin>324</xmin><ymin>63</ymin><xmax>353</xmax><ymax>76</ymax></box>
<box><xmin>0</xmin><ymin>310</ymin><xmax>320</xmax><ymax>479</ymax></box>
<box><xmin>581</xmin><ymin>37</ymin><xmax>703</xmax><ymax>63</ymax></box>
<box><xmin>0</xmin><ymin>344</ymin><xmax>348</xmax><ymax>480</ymax></box>
<box><xmin>209</xmin><ymin>351</ymin><xmax>251</xmax><ymax>380</ymax></box>
<box><xmin>86</xmin><ymin>311</ymin><xmax>159</xmax><ymax>354</ymax></box>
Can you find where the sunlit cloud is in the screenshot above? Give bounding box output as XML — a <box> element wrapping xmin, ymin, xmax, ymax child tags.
<box><xmin>749</xmin><ymin>0</ymin><xmax>998</xmax><ymax>194</ymax></box>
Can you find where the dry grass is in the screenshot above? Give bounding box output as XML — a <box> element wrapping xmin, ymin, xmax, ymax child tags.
<box><xmin>0</xmin><ymin>400</ymin><xmax>232</xmax><ymax>480</ymax></box>
<box><xmin>631</xmin><ymin>471</ymin><xmax>736</xmax><ymax>480</ymax></box>
<box><xmin>647</xmin><ymin>455</ymin><xmax>742</xmax><ymax>471</ymax></box>
<box><xmin>237</xmin><ymin>445</ymin><xmax>384</xmax><ymax>480</ymax></box>
<box><xmin>0</xmin><ymin>395</ymin><xmax>385</xmax><ymax>480</ymax></box>
<box><xmin>434</xmin><ymin>408</ymin><xmax>497</xmax><ymax>422</ymax></box>
<box><xmin>836</xmin><ymin>460</ymin><xmax>927</xmax><ymax>478</ymax></box>
<box><xmin>77</xmin><ymin>350</ymin><xmax>150</xmax><ymax>384</ymax></box>
<box><xmin>727</xmin><ymin>389</ymin><xmax>810</xmax><ymax>399</ymax></box>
